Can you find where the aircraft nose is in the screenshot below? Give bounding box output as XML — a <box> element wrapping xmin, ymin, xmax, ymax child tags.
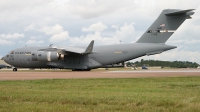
<box><xmin>1</xmin><ymin>55</ymin><xmax>7</xmax><ymax>62</ymax></box>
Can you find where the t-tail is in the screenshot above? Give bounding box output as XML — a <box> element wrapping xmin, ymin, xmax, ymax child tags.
<box><xmin>136</xmin><ymin>9</ymin><xmax>195</xmax><ymax>43</ymax></box>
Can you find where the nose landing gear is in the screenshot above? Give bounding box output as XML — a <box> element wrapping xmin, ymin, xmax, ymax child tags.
<box><xmin>13</xmin><ymin>68</ymin><xmax>17</xmax><ymax>72</ymax></box>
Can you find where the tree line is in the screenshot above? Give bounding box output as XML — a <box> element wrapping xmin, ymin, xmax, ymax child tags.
<box><xmin>126</xmin><ymin>59</ymin><xmax>199</xmax><ymax>68</ymax></box>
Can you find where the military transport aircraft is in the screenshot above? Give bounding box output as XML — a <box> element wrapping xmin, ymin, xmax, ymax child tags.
<box><xmin>3</xmin><ymin>9</ymin><xmax>195</xmax><ymax>71</ymax></box>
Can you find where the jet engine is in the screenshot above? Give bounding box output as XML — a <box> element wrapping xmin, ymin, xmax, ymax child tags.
<box><xmin>32</xmin><ymin>51</ymin><xmax>64</xmax><ymax>62</ymax></box>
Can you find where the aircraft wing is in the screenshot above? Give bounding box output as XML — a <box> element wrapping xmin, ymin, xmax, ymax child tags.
<box><xmin>39</xmin><ymin>40</ymin><xmax>94</xmax><ymax>54</ymax></box>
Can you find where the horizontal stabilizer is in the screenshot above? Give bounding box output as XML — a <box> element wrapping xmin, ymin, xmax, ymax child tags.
<box><xmin>165</xmin><ymin>9</ymin><xmax>195</xmax><ymax>16</ymax></box>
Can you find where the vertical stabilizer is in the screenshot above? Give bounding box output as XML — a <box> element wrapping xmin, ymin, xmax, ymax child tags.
<box><xmin>136</xmin><ymin>9</ymin><xmax>195</xmax><ymax>43</ymax></box>
<box><xmin>83</xmin><ymin>40</ymin><xmax>94</xmax><ymax>54</ymax></box>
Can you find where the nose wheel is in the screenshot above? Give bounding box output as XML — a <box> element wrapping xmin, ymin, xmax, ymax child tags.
<box><xmin>13</xmin><ymin>68</ymin><xmax>17</xmax><ymax>72</ymax></box>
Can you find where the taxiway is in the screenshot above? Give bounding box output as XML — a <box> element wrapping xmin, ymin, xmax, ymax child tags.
<box><xmin>0</xmin><ymin>69</ymin><xmax>200</xmax><ymax>80</ymax></box>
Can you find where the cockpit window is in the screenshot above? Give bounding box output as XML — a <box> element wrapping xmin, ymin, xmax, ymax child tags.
<box><xmin>9</xmin><ymin>51</ymin><xmax>14</xmax><ymax>54</ymax></box>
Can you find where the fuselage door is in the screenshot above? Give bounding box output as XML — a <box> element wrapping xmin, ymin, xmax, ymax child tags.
<box><xmin>9</xmin><ymin>55</ymin><xmax>14</xmax><ymax>61</ymax></box>
<box><xmin>20</xmin><ymin>59</ymin><xmax>25</xmax><ymax>65</ymax></box>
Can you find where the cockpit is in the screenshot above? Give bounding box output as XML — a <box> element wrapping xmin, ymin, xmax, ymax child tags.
<box><xmin>9</xmin><ymin>51</ymin><xmax>14</xmax><ymax>54</ymax></box>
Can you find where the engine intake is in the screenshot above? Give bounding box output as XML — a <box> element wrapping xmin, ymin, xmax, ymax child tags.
<box><xmin>32</xmin><ymin>51</ymin><xmax>64</xmax><ymax>62</ymax></box>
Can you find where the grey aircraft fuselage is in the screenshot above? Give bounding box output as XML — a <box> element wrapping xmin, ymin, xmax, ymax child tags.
<box><xmin>3</xmin><ymin>43</ymin><xmax>176</xmax><ymax>69</ymax></box>
<box><xmin>2</xmin><ymin>9</ymin><xmax>195</xmax><ymax>71</ymax></box>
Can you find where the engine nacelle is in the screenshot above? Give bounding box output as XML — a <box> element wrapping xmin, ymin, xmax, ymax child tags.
<box><xmin>38</xmin><ymin>51</ymin><xmax>58</xmax><ymax>62</ymax></box>
<box><xmin>32</xmin><ymin>51</ymin><xmax>64</xmax><ymax>62</ymax></box>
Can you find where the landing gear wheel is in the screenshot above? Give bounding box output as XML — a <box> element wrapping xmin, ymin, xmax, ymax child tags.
<box><xmin>13</xmin><ymin>68</ymin><xmax>17</xmax><ymax>72</ymax></box>
<box><xmin>85</xmin><ymin>69</ymin><xmax>91</xmax><ymax>71</ymax></box>
<box><xmin>72</xmin><ymin>69</ymin><xmax>91</xmax><ymax>71</ymax></box>
<box><xmin>72</xmin><ymin>69</ymin><xmax>76</xmax><ymax>71</ymax></box>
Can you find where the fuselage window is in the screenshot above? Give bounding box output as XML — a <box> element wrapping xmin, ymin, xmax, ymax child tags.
<box><xmin>25</xmin><ymin>52</ymin><xmax>31</xmax><ymax>54</ymax></box>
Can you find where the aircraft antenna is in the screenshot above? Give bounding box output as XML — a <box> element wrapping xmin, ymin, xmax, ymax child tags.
<box><xmin>119</xmin><ymin>40</ymin><xmax>122</xmax><ymax>44</ymax></box>
<box><xmin>49</xmin><ymin>44</ymin><xmax>53</xmax><ymax>47</ymax></box>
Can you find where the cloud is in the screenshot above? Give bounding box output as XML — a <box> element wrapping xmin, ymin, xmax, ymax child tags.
<box><xmin>24</xmin><ymin>24</ymin><xmax>36</xmax><ymax>31</ymax></box>
<box><xmin>30</xmin><ymin>36</ymin><xmax>37</xmax><ymax>39</ymax></box>
<box><xmin>0</xmin><ymin>39</ymin><xmax>15</xmax><ymax>45</ymax></box>
<box><xmin>40</xmin><ymin>24</ymin><xmax>64</xmax><ymax>35</ymax></box>
<box><xmin>169</xmin><ymin>39</ymin><xmax>200</xmax><ymax>45</ymax></box>
<box><xmin>69</xmin><ymin>32</ymin><xmax>119</xmax><ymax>45</ymax></box>
<box><xmin>78</xmin><ymin>22</ymin><xmax>138</xmax><ymax>44</ymax></box>
<box><xmin>114</xmin><ymin>23</ymin><xmax>135</xmax><ymax>41</ymax></box>
<box><xmin>18</xmin><ymin>41</ymin><xmax>25</xmax><ymax>44</ymax></box>
<box><xmin>0</xmin><ymin>1</ymin><xmax>55</xmax><ymax>12</ymax></box>
<box><xmin>82</xmin><ymin>22</ymin><xmax>107</xmax><ymax>32</ymax></box>
<box><xmin>69</xmin><ymin>22</ymin><xmax>137</xmax><ymax>45</ymax></box>
<box><xmin>39</xmin><ymin>24</ymin><xmax>70</xmax><ymax>43</ymax></box>
<box><xmin>50</xmin><ymin>31</ymin><xmax>69</xmax><ymax>43</ymax></box>
<box><xmin>68</xmin><ymin>0</ymin><xmax>135</xmax><ymax>19</ymax></box>
<box><xmin>0</xmin><ymin>1</ymin><xmax>46</xmax><ymax>22</ymax></box>
<box><xmin>111</xmin><ymin>25</ymin><xmax>119</xmax><ymax>30</ymax></box>
<box><xmin>38</xmin><ymin>22</ymin><xmax>137</xmax><ymax>46</ymax></box>
<box><xmin>0</xmin><ymin>33</ymin><xmax>25</xmax><ymax>39</ymax></box>
<box><xmin>26</xmin><ymin>40</ymin><xmax>44</xmax><ymax>45</ymax></box>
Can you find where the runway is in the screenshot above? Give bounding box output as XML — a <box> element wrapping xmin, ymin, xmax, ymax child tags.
<box><xmin>0</xmin><ymin>69</ymin><xmax>200</xmax><ymax>80</ymax></box>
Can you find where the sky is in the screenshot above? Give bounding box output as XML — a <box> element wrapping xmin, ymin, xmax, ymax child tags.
<box><xmin>0</xmin><ymin>0</ymin><xmax>200</xmax><ymax>64</ymax></box>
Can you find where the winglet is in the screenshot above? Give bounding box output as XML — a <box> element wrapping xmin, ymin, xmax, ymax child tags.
<box><xmin>83</xmin><ymin>40</ymin><xmax>94</xmax><ymax>54</ymax></box>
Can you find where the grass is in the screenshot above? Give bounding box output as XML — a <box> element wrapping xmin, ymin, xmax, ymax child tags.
<box><xmin>0</xmin><ymin>77</ymin><xmax>200</xmax><ymax>112</ymax></box>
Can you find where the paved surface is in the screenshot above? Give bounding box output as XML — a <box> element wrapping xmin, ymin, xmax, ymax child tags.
<box><xmin>0</xmin><ymin>69</ymin><xmax>200</xmax><ymax>80</ymax></box>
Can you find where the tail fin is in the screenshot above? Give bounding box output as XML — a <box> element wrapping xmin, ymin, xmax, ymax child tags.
<box><xmin>83</xmin><ymin>40</ymin><xmax>94</xmax><ymax>54</ymax></box>
<box><xmin>136</xmin><ymin>9</ymin><xmax>195</xmax><ymax>43</ymax></box>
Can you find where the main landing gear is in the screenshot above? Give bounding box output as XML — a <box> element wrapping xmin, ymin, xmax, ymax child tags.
<box><xmin>13</xmin><ymin>68</ymin><xmax>17</xmax><ymax>72</ymax></box>
<box><xmin>72</xmin><ymin>69</ymin><xmax>91</xmax><ymax>71</ymax></box>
